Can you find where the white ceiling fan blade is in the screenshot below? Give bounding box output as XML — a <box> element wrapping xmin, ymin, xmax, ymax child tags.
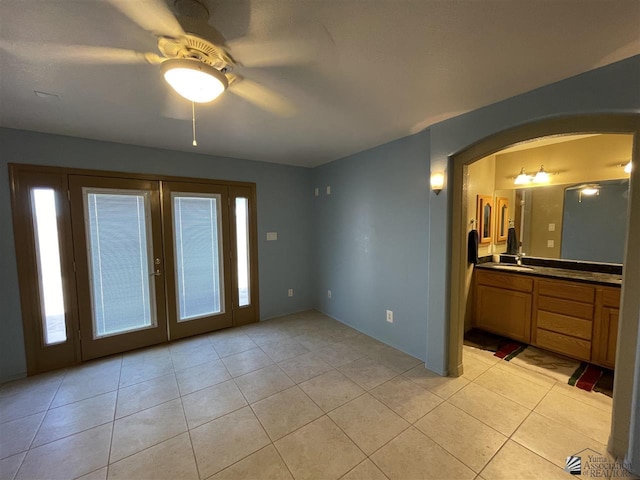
<box><xmin>162</xmin><ymin>90</ymin><xmax>192</xmax><ymax>120</ymax></box>
<box><xmin>227</xmin><ymin>21</ymin><xmax>334</xmax><ymax>68</ymax></box>
<box><xmin>229</xmin><ymin>79</ymin><xmax>296</xmax><ymax>117</ymax></box>
<box><xmin>0</xmin><ymin>40</ymin><xmax>151</xmax><ymax>64</ymax></box>
<box><xmin>105</xmin><ymin>0</ymin><xmax>185</xmax><ymax>38</ymax></box>
<box><xmin>226</xmin><ymin>38</ymin><xmax>313</xmax><ymax>67</ymax></box>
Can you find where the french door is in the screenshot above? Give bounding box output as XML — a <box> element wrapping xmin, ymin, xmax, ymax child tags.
<box><xmin>11</xmin><ymin>165</ymin><xmax>259</xmax><ymax>374</ymax></box>
<box><xmin>69</xmin><ymin>176</ymin><xmax>168</xmax><ymax>360</ymax></box>
<box><xmin>162</xmin><ymin>182</ymin><xmax>233</xmax><ymax>339</ymax></box>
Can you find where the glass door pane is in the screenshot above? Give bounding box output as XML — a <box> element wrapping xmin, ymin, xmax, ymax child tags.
<box><xmin>84</xmin><ymin>189</ymin><xmax>156</xmax><ymax>337</ymax></box>
<box><xmin>235</xmin><ymin>197</ymin><xmax>251</xmax><ymax>307</ymax></box>
<box><xmin>173</xmin><ymin>193</ymin><xmax>224</xmax><ymax>321</ymax></box>
<box><xmin>31</xmin><ymin>188</ymin><xmax>67</xmax><ymax>345</ymax></box>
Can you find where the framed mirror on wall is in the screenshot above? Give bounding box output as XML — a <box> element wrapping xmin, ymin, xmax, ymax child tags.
<box><xmin>476</xmin><ymin>194</ymin><xmax>493</xmax><ymax>244</ymax></box>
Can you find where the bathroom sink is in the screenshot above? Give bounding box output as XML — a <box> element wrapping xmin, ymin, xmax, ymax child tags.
<box><xmin>491</xmin><ymin>264</ymin><xmax>535</xmax><ymax>272</ymax></box>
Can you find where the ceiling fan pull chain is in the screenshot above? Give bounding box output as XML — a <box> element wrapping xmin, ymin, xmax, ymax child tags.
<box><xmin>192</xmin><ymin>101</ymin><xmax>198</xmax><ymax>147</ymax></box>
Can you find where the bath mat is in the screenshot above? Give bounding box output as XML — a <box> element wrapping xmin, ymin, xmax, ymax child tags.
<box><xmin>464</xmin><ymin>329</ymin><xmax>613</xmax><ymax>397</ymax></box>
<box><xmin>494</xmin><ymin>342</ymin><xmax>527</xmax><ymax>360</ymax></box>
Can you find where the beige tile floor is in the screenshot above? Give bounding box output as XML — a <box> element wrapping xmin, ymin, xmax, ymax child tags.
<box><xmin>0</xmin><ymin>310</ymin><xmax>632</xmax><ymax>480</ymax></box>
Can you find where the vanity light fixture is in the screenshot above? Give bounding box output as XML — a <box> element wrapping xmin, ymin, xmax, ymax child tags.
<box><xmin>533</xmin><ymin>165</ymin><xmax>550</xmax><ymax>184</ymax></box>
<box><xmin>430</xmin><ymin>171</ymin><xmax>445</xmax><ymax>195</ymax></box>
<box><xmin>579</xmin><ymin>184</ymin><xmax>600</xmax><ymax>202</ymax></box>
<box><xmin>514</xmin><ymin>168</ymin><xmax>532</xmax><ymax>185</ymax></box>
<box><xmin>625</xmin><ymin>161</ymin><xmax>633</xmax><ymax>174</ymax></box>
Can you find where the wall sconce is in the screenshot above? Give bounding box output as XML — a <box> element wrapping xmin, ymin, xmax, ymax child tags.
<box><xmin>430</xmin><ymin>171</ymin><xmax>444</xmax><ymax>195</ymax></box>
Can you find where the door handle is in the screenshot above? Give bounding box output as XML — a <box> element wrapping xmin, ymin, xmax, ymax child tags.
<box><xmin>149</xmin><ymin>269</ymin><xmax>162</xmax><ymax>276</ymax></box>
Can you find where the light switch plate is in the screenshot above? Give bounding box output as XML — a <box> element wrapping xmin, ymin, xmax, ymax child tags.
<box><xmin>326</xmin><ymin>186</ymin><xmax>331</xmax><ymax>195</ymax></box>
<box><xmin>547</xmin><ymin>239</ymin><xmax>555</xmax><ymax>248</ymax></box>
<box><xmin>266</xmin><ymin>232</ymin><xmax>278</xmax><ymax>241</ymax></box>
<box><xmin>314</xmin><ymin>187</ymin><xmax>319</xmax><ymax>197</ymax></box>
<box><xmin>548</xmin><ymin>223</ymin><xmax>556</xmax><ymax>232</ymax></box>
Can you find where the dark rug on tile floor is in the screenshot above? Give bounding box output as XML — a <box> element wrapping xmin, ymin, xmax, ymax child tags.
<box><xmin>464</xmin><ymin>328</ymin><xmax>614</xmax><ymax>397</ymax></box>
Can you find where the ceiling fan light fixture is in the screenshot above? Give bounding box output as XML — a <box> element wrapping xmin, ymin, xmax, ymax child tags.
<box><xmin>161</xmin><ymin>58</ymin><xmax>228</xmax><ymax>103</ymax></box>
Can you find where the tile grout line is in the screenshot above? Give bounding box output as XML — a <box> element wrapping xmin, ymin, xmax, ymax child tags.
<box><xmin>104</xmin><ymin>355</ymin><xmax>124</xmax><ymax>479</ymax></box>
<box><xmin>475</xmin><ymin>375</ymin><xmax>563</xmax><ymax>478</ymax></box>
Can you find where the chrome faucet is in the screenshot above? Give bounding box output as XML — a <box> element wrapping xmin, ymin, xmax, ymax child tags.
<box><xmin>515</xmin><ymin>253</ymin><xmax>525</xmax><ymax>266</ymax></box>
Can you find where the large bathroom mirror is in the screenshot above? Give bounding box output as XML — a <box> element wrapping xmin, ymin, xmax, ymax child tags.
<box><xmin>495</xmin><ymin>178</ymin><xmax>629</xmax><ymax>264</ymax></box>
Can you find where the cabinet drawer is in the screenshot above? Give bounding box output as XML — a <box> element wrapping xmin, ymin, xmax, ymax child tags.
<box><xmin>476</xmin><ymin>270</ymin><xmax>533</xmax><ymax>293</ymax></box>
<box><xmin>536</xmin><ymin>310</ymin><xmax>592</xmax><ymax>340</ymax></box>
<box><xmin>602</xmin><ymin>288</ymin><xmax>621</xmax><ymax>308</ymax></box>
<box><xmin>535</xmin><ymin>329</ymin><xmax>591</xmax><ymax>361</ymax></box>
<box><xmin>537</xmin><ymin>295</ymin><xmax>594</xmax><ymax>320</ymax></box>
<box><xmin>538</xmin><ymin>279</ymin><xmax>595</xmax><ymax>303</ymax></box>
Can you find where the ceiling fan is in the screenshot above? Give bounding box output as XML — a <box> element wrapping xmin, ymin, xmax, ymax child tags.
<box><xmin>1</xmin><ymin>0</ymin><xmax>323</xmax><ymax>118</ymax></box>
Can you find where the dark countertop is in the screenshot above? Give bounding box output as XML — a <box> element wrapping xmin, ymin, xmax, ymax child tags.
<box><xmin>475</xmin><ymin>262</ymin><xmax>622</xmax><ymax>287</ymax></box>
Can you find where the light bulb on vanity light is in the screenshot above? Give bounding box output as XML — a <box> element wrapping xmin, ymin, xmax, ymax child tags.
<box><xmin>514</xmin><ymin>168</ymin><xmax>532</xmax><ymax>185</ymax></box>
<box><xmin>625</xmin><ymin>161</ymin><xmax>633</xmax><ymax>174</ymax></box>
<box><xmin>533</xmin><ymin>165</ymin><xmax>550</xmax><ymax>184</ymax></box>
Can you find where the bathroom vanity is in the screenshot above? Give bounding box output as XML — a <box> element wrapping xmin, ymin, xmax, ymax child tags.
<box><xmin>473</xmin><ymin>262</ymin><xmax>621</xmax><ymax>368</ymax></box>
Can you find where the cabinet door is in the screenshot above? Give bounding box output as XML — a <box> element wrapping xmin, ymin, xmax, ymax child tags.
<box><xmin>474</xmin><ymin>285</ymin><xmax>532</xmax><ymax>342</ymax></box>
<box><xmin>598</xmin><ymin>307</ymin><xmax>619</xmax><ymax>368</ymax></box>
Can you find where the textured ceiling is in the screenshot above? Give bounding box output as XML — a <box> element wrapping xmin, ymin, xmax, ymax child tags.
<box><xmin>1</xmin><ymin>0</ymin><xmax>639</xmax><ymax>167</ymax></box>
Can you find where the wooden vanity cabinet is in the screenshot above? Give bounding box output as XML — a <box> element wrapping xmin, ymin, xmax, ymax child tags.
<box><xmin>592</xmin><ymin>287</ymin><xmax>621</xmax><ymax>369</ymax></box>
<box><xmin>474</xmin><ymin>270</ymin><xmax>533</xmax><ymax>343</ymax></box>
<box><xmin>473</xmin><ymin>268</ymin><xmax>621</xmax><ymax>368</ymax></box>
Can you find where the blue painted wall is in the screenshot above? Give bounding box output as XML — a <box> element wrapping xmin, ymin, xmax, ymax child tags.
<box><xmin>0</xmin><ymin>129</ymin><xmax>313</xmax><ymax>381</ymax></box>
<box><xmin>312</xmin><ymin>132</ymin><xmax>430</xmax><ymax>360</ymax></box>
<box><xmin>561</xmin><ymin>179</ymin><xmax>630</xmax><ymax>263</ymax></box>
<box><xmin>311</xmin><ymin>55</ymin><xmax>640</xmax><ymax>373</ymax></box>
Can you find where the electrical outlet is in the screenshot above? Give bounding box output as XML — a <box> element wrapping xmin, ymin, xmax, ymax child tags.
<box><xmin>327</xmin><ymin>290</ymin><xmax>332</xmax><ymax>299</ymax></box>
<box><xmin>288</xmin><ymin>289</ymin><xmax>294</xmax><ymax>297</ymax></box>
<box><xmin>547</xmin><ymin>239</ymin><xmax>555</xmax><ymax>248</ymax></box>
<box><xmin>548</xmin><ymin>223</ymin><xmax>556</xmax><ymax>232</ymax></box>
<box><xmin>386</xmin><ymin>310</ymin><xmax>393</xmax><ymax>323</ymax></box>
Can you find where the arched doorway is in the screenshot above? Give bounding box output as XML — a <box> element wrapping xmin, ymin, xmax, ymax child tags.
<box><xmin>447</xmin><ymin>113</ymin><xmax>640</xmax><ymax>460</ymax></box>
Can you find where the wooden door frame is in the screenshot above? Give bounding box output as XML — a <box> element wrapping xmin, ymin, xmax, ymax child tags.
<box><xmin>9</xmin><ymin>167</ymin><xmax>80</xmax><ymax>375</ymax></box>
<box><xmin>9</xmin><ymin>163</ymin><xmax>260</xmax><ymax>374</ymax></box>
<box><xmin>229</xmin><ymin>185</ymin><xmax>261</xmax><ymax>326</ymax></box>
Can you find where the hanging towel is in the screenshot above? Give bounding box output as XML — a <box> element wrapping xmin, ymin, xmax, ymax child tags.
<box><xmin>468</xmin><ymin>229</ymin><xmax>479</xmax><ymax>264</ymax></box>
<box><xmin>506</xmin><ymin>227</ymin><xmax>518</xmax><ymax>255</ymax></box>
